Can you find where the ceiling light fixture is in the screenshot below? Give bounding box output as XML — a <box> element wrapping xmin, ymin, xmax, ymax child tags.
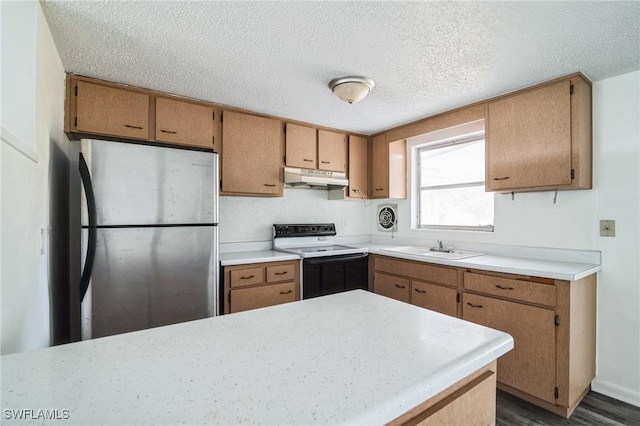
<box><xmin>328</xmin><ymin>76</ymin><xmax>375</xmax><ymax>104</ymax></box>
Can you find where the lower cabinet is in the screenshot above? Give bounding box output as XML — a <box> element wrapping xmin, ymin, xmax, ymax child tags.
<box><xmin>371</xmin><ymin>255</ymin><xmax>460</xmax><ymax>317</ymax></box>
<box><xmin>223</xmin><ymin>260</ymin><xmax>299</xmax><ymax>314</ymax></box>
<box><xmin>370</xmin><ymin>254</ymin><xmax>597</xmax><ymax>418</ymax></box>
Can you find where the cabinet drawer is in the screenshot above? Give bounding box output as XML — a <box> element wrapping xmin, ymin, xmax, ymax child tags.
<box><xmin>266</xmin><ymin>263</ymin><xmax>295</xmax><ymax>283</ymax></box>
<box><xmin>229</xmin><ymin>267</ymin><xmax>264</xmax><ymax>288</ymax></box>
<box><xmin>464</xmin><ymin>272</ymin><xmax>556</xmax><ymax>307</ymax></box>
<box><xmin>375</xmin><ymin>256</ymin><xmax>458</xmax><ymax>286</ymax></box>
<box><xmin>411</xmin><ymin>280</ymin><xmax>458</xmax><ymax>317</ymax></box>
<box><xmin>230</xmin><ymin>282</ymin><xmax>296</xmax><ymax>314</ymax></box>
<box><xmin>374</xmin><ymin>272</ymin><xmax>410</xmax><ymax>303</ymax></box>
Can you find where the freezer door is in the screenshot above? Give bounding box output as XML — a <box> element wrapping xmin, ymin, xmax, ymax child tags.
<box><xmin>80</xmin><ymin>140</ymin><xmax>218</xmax><ymax>226</ymax></box>
<box><xmin>81</xmin><ymin>226</ymin><xmax>218</xmax><ymax>340</ymax></box>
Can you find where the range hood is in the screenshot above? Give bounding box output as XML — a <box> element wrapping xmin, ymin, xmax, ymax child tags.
<box><xmin>284</xmin><ymin>167</ymin><xmax>349</xmax><ymax>188</ymax></box>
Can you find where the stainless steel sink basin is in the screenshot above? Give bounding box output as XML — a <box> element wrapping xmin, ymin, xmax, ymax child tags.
<box><xmin>380</xmin><ymin>246</ymin><xmax>483</xmax><ymax>260</ymax></box>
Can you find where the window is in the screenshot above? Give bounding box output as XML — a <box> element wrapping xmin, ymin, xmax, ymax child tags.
<box><xmin>417</xmin><ymin>136</ymin><xmax>494</xmax><ymax>231</ymax></box>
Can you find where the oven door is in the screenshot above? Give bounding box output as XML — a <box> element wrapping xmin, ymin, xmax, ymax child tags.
<box><xmin>302</xmin><ymin>253</ymin><xmax>368</xmax><ymax>299</ymax></box>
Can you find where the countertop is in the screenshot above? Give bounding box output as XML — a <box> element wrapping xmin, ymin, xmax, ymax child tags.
<box><xmin>218</xmin><ymin>244</ymin><xmax>600</xmax><ymax>281</ymax></box>
<box><xmin>1</xmin><ymin>290</ymin><xmax>513</xmax><ymax>425</ymax></box>
<box><xmin>220</xmin><ymin>249</ymin><xmax>299</xmax><ymax>266</ymax></box>
<box><xmin>359</xmin><ymin>244</ymin><xmax>601</xmax><ymax>281</ymax></box>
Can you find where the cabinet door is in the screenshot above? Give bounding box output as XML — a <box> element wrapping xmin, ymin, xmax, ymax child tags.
<box><xmin>487</xmin><ymin>80</ymin><xmax>572</xmax><ymax>191</ymax></box>
<box><xmin>347</xmin><ymin>135</ymin><xmax>368</xmax><ymax>199</ymax></box>
<box><xmin>285</xmin><ymin>123</ymin><xmax>316</xmax><ymax>168</ymax></box>
<box><xmin>230</xmin><ymin>282</ymin><xmax>296</xmax><ymax>314</ymax></box>
<box><xmin>371</xmin><ymin>134</ymin><xmax>389</xmax><ymax>198</ymax></box>
<box><xmin>462</xmin><ymin>293</ymin><xmax>556</xmax><ymax>404</ymax></box>
<box><xmin>155</xmin><ymin>97</ymin><xmax>214</xmax><ymax>149</ymax></box>
<box><xmin>76</xmin><ymin>81</ymin><xmax>149</xmax><ymax>140</ymax></box>
<box><xmin>411</xmin><ymin>281</ymin><xmax>458</xmax><ymax>317</ymax></box>
<box><xmin>318</xmin><ymin>129</ymin><xmax>346</xmax><ymax>172</ymax></box>
<box><xmin>221</xmin><ymin>111</ymin><xmax>282</xmax><ymax>196</ymax></box>
<box><xmin>374</xmin><ymin>272</ymin><xmax>410</xmax><ymax>303</ymax></box>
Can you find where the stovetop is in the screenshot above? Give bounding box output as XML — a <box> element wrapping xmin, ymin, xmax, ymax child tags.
<box><xmin>272</xmin><ymin>224</ymin><xmax>367</xmax><ymax>258</ymax></box>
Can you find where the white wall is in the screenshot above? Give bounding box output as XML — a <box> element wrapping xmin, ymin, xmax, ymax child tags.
<box><xmin>219</xmin><ymin>187</ymin><xmax>371</xmax><ymax>245</ymax></box>
<box><xmin>1</xmin><ymin>2</ymin><xmax>68</xmax><ymax>355</ymax></box>
<box><xmin>590</xmin><ymin>70</ymin><xmax>640</xmax><ymax>406</ymax></box>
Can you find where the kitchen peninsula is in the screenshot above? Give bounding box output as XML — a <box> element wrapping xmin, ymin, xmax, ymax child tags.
<box><xmin>1</xmin><ymin>291</ymin><xmax>513</xmax><ymax>425</ymax></box>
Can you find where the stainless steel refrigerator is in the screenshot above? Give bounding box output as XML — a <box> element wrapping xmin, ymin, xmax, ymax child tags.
<box><xmin>72</xmin><ymin>139</ymin><xmax>219</xmax><ymax>340</ymax></box>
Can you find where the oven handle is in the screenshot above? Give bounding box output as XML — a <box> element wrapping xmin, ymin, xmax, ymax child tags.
<box><xmin>304</xmin><ymin>253</ymin><xmax>368</xmax><ymax>265</ymax></box>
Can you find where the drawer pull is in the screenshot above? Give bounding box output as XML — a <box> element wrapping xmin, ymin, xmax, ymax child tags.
<box><xmin>493</xmin><ymin>176</ymin><xmax>510</xmax><ymax>181</ymax></box>
<box><xmin>159</xmin><ymin>129</ymin><xmax>177</xmax><ymax>134</ymax></box>
<box><xmin>264</xmin><ymin>183</ymin><xmax>277</xmax><ymax>187</ymax></box>
<box><xmin>280</xmin><ymin>290</ymin><xmax>293</xmax><ymax>295</ymax></box>
<box><xmin>467</xmin><ymin>302</ymin><xmax>483</xmax><ymax>308</ymax></box>
<box><xmin>375</xmin><ymin>188</ymin><xmax>384</xmax><ymax>191</ymax></box>
<box><xmin>274</xmin><ymin>271</ymin><xmax>288</xmax><ymax>276</ymax></box>
<box><xmin>495</xmin><ymin>284</ymin><xmax>514</xmax><ymax>290</ymax></box>
<box><xmin>303</xmin><ymin>159</ymin><xmax>313</xmax><ymax>162</ymax></box>
<box><xmin>240</xmin><ymin>275</ymin><xmax>255</xmax><ymax>280</ymax></box>
<box><xmin>321</xmin><ymin>161</ymin><xmax>330</xmax><ymax>164</ymax></box>
<box><xmin>394</xmin><ymin>284</ymin><xmax>406</xmax><ymax>289</ymax></box>
<box><xmin>414</xmin><ymin>289</ymin><xmax>426</xmax><ymax>294</ymax></box>
<box><xmin>124</xmin><ymin>124</ymin><xmax>144</xmax><ymax>130</ymax></box>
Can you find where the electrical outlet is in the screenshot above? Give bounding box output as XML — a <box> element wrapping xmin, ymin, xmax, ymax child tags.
<box><xmin>39</xmin><ymin>228</ymin><xmax>45</xmax><ymax>255</ymax></box>
<box><xmin>342</xmin><ymin>217</ymin><xmax>348</xmax><ymax>228</ymax></box>
<box><xmin>600</xmin><ymin>220</ymin><xmax>615</xmax><ymax>237</ymax></box>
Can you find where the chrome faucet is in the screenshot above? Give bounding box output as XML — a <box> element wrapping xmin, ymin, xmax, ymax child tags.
<box><xmin>430</xmin><ymin>240</ymin><xmax>454</xmax><ymax>253</ymax></box>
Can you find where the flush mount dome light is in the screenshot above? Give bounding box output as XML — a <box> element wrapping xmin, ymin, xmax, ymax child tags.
<box><xmin>328</xmin><ymin>76</ymin><xmax>375</xmax><ymax>104</ymax></box>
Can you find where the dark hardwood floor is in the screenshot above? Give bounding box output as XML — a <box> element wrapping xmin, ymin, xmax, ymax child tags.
<box><xmin>496</xmin><ymin>390</ymin><xmax>640</xmax><ymax>426</ymax></box>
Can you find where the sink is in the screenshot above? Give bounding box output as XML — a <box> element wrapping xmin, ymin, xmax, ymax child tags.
<box><xmin>380</xmin><ymin>246</ymin><xmax>483</xmax><ymax>260</ymax></box>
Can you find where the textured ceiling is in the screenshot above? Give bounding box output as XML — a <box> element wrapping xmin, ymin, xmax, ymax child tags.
<box><xmin>41</xmin><ymin>1</ymin><xmax>640</xmax><ymax>135</ymax></box>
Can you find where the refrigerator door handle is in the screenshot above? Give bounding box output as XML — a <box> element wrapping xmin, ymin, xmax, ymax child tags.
<box><xmin>79</xmin><ymin>153</ymin><xmax>97</xmax><ymax>303</ymax></box>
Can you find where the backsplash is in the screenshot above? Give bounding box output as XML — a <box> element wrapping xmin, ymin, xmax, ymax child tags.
<box><xmin>219</xmin><ymin>187</ymin><xmax>371</xmax><ymax>243</ymax></box>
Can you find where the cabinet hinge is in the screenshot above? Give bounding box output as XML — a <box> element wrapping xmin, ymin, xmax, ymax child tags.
<box><xmin>74</xmin><ymin>85</ymin><xmax>78</xmax><ymax>96</ymax></box>
<box><xmin>570</xmin><ymin>83</ymin><xmax>574</xmax><ymax>95</ymax></box>
<box><xmin>554</xmin><ymin>387</ymin><xmax>559</xmax><ymax>399</ymax></box>
<box><xmin>74</xmin><ymin>117</ymin><xmax>77</xmax><ymax>127</ymax></box>
<box><xmin>570</xmin><ymin>169</ymin><xmax>575</xmax><ymax>180</ymax></box>
<box><xmin>456</xmin><ymin>293</ymin><xmax>460</xmax><ymax>303</ymax></box>
<box><xmin>555</xmin><ymin>315</ymin><xmax>560</xmax><ymax>327</ymax></box>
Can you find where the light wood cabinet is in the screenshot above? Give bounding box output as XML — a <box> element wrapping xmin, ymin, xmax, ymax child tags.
<box><xmin>370</xmin><ymin>135</ymin><xmax>406</xmax><ymax>199</ymax></box>
<box><xmin>318</xmin><ymin>129</ymin><xmax>346</xmax><ymax>172</ymax></box>
<box><xmin>346</xmin><ymin>135</ymin><xmax>368</xmax><ymax>199</ymax></box>
<box><xmin>486</xmin><ymin>73</ymin><xmax>592</xmax><ymax>192</ymax></box>
<box><xmin>155</xmin><ymin>97</ymin><xmax>214</xmax><ymax>149</ymax></box>
<box><xmin>74</xmin><ymin>80</ymin><xmax>150</xmax><ymax>140</ymax></box>
<box><xmin>223</xmin><ymin>260</ymin><xmax>299</xmax><ymax>314</ymax></box>
<box><xmin>221</xmin><ymin>111</ymin><xmax>283</xmax><ymax>196</ymax></box>
<box><xmin>462</xmin><ymin>270</ymin><xmax>597</xmax><ymax>417</ymax></box>
<box><xmin>285</xmin><ymin>123</ymin><xmax>316</xmax><ymax>168</ymax></box>
<box><xmin>371</xmin><ymin>255</ymin><xmax>460</xmax><ymax>317</ymax></box>
<box><xmin>66</xmin><ymin>75</ymin><xmax>221</xmax><ymax>152</ymax></box>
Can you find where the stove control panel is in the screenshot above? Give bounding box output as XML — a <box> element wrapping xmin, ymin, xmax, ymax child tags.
<box><xmin>273</xmin><ymin>224</ymin><xmax>337</xmax><ymax>238</ymax></box>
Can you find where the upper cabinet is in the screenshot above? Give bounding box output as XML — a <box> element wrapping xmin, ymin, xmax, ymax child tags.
<box><xmin>486</xmin><ymin>73</ymin><xmax>592</xmax><ymax>192</ymax></box>
<box><xmin>74</xmin><ymin>80</ymin><xmax>150</xmax><ymax>140</ymax></box>
<box><xmin>317</xmin><ymin>129</ymin><xmax>346</xmax><ymax>172</ymax></box>
<box><xmin>66</xmin><ymin>75</ymin><xmax>219</xmax><ymax>151</ymax></box>
<box><xmin>285</xmin><ymin>123</ymin><xmax>317</xmax><ymax>168</ymax></box>
<box><xmin>221</xmin><ymin>111</ymin><xmax>283</xmax><ymax>196</ymax></box>
<box><xmin>155</xmin><ymin>97</ymin><xmax>215</xmax><ymax>149</ymax></box>
<box><xmin>347</xmin><ymin>135</ymin><xmax>368</xmax><ymax>199</ymax></box>
<box><xmin>371</xmin><ymin>134</ymin><xmax>406</xmax><ymax>199</ymax></box>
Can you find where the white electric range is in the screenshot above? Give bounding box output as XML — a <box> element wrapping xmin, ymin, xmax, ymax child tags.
<box><xmin>273</xmin><ymin>224</ymin><xmax>368</xmax><ymax>299</ymax></box>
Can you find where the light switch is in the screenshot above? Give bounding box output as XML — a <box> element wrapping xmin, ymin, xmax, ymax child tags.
<box><xmin>600</xmin><ymin>220</ymin><xmax>615</xmax><ymax>237</ymax></box>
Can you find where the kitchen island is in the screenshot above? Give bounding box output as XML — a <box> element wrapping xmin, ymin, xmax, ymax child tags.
<box><xmin>1</xmin><ymin>290</ymin><xmax>512</xmax><ymax>425</ymax></box>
